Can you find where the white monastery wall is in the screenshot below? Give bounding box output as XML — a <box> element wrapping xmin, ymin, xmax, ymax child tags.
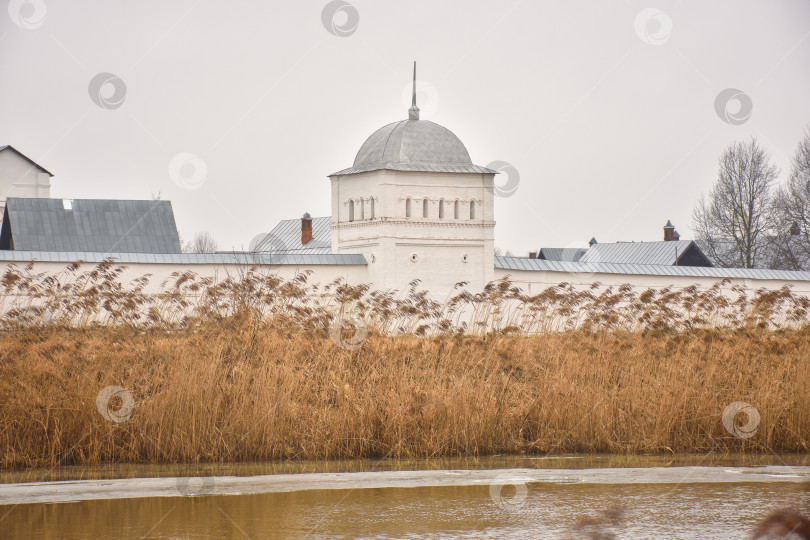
<box><xmin>6</xmin><ymin>258</ymin><xmax>810</xmax><ymax>308</ymax></box>
<box><xmin>495</xmin><ymin>268</ymin><xmax>810</xmax><ymax>297</ymax></box>
<box><xmin>0</xmin><ymin>261</ymin><xmax>368</xmax><ymax>296</ymax></box>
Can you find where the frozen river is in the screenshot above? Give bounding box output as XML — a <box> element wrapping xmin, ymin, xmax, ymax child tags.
<box><xmin>1</xmin><ymin>455</ymin><xmax>808</xmax><ymax>538</ymax></box>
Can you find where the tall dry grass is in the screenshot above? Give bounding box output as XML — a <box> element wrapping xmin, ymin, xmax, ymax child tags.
<box><xmin>1</xmin><ymin>319</ymin><xmax>809</xmax><ymax>469</ymax></box>
<box><xmin>0</xmin><ymin>261</ymin><xmax>808</xmax><ymax>469</ymax></box>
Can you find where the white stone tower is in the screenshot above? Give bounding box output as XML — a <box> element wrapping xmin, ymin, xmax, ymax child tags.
<box><xmin>329</xmin><ymin>63</ymin><xmax>496</xmax><ymax>298</ymax></box>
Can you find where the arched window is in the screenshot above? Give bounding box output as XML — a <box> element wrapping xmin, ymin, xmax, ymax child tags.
<box><xmin>370</xmin><ymin>198</ymin><xmax>375</xmax><ymax>219</ymax></box>
<box><xmin>360</xmin><ymin>199</ymin><xmax>365</xmax><ymax>220</ymax></box>
<box><xmin>469</xmin><ymin>200</ymin><xmax>475</xmax><ymax>220</ymax></box>
<box><xmin>439</xmin><ymin>200</ymin><xmax>445</xmax><ymax>219</ymax></box>
<box><xmin>454</xmin><ymin>200</ymin><xmax>460</xmax><ymax>219</ymax></box>
<box><xmin>405</xmin><ymin>198</ymin><xmax>412</xmax><ymax>218</ymax></box>
<box><xmin>423</xmin><ymin>198</ymin><xmax>429</xmax><ymax>218</ymax></box>
<box><xmin>348</xmin><ymin>200</ymin><xmax>354</xmax><ymax>222</ymax></box>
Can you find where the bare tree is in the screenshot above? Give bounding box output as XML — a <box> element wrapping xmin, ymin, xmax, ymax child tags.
<box><xmin>178</xmin><ymin>232</ymin><xmax>189</xmax><ymax>253</ymax></box>
<box><xmin>772</xmin><ymin>126</ymin><xmax>810</xmax><ymax>269</ymax></box>
<box><xmin>188</xmin><ymin>231</ymin><xmax>219</xmax><ymax>253</ymax></box>
<box><xmin>692</xmin><ymin>138</ymin><xmax>779</xmax><ymax>268</ymax></box>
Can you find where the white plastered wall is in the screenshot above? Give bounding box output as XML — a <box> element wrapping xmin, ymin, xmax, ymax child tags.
<box><xmin>330</xmin><ymin>169</ymin><xmax>495</xmax><ymax>299</ymax></box>
<box><xmin>0</xmin><ymin>261</ymin><xmax>368</xmax><ymax>296</ymax></box>
<box><xmin>494</xmin><ymin>267</ymin><xmax>810</xmax><ymax>297</ymax></box>
<box><xmin>0</xmin><ymin>150</ymin><xmax>52</xmax><ymax>218</ymax></box>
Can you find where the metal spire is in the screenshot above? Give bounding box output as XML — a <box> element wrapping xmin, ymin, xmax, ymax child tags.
<box><xmin>408</xmin><ymin>61</ymin><xmax>420</xmax><ymax>120</ymax></box>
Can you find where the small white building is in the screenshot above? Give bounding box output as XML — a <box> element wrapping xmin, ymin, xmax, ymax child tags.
<box><xmin>0</xmin><ymin>145</ymin><xmax>53</xmax><ymax>218</ymax></box>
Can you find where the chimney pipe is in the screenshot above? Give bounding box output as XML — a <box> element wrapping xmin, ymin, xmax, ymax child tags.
<box><xmin>301</xmin><ymin>212</ymin><xmax>312</xmax><ymax>245</ymax></box>
<box><xmin>663</xmin><ymin>220</ymin><xmax>676</xmax><ymax>241</ymax></box>
<box><xmin>529</xmin><ymin>251</ymin><xmax>537</xmax><ymax>259</ymax></box>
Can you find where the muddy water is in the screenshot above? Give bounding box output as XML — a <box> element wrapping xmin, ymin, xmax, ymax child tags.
<box><xmin>1</xmin><ymin>455</ymin><xmax>809</xmax><ymax>539</ymax></box>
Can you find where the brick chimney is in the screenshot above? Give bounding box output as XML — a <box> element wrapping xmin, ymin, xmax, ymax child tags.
<box><xmin>528</xmin><ymin>251</ymin><xmax>537</xmax><ymax>259</ymax></box>
<box><xmin>790</xmin><ymin>222</ymin><xmax>801</xmax><ymax>236</ymax></box>
<box><xmin>301</xmin><ymin>212</ymin><xmax>312</xmax><ymax>245</ymax></box>
<box><xmin>663</xmin><ymin>220</ymin><xmax>676</xmax><ymax>241</ymax></box>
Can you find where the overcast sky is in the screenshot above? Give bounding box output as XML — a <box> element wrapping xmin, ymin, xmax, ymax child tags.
<box><xmin>2</xmin><ymin>0</ymin><xmax>809</xmax><ymax>254</ymax></box>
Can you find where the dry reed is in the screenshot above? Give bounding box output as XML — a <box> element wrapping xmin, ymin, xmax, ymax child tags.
<box><xmin>0</xmin><ymin>261</ymin><xmax>808</xmax><ymax>469</ymax></box>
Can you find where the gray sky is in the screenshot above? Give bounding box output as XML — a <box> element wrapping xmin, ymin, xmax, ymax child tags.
<box><xmin>2</xmin><ymin>0</ymin><xmax>809</xmax><ymax>254</ymax></box>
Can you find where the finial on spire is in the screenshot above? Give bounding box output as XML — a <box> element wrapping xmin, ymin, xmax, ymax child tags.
<box><xmin>408</xmin><ymin>61</ymin><xmax>420</xmax><ymax>121</ymax></box>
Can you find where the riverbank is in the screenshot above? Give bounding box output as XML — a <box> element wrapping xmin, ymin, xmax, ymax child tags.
<box><xmin>2</xmin><ymin>319</ymin><xmax>808</xmax><ymax>469</ymax></box>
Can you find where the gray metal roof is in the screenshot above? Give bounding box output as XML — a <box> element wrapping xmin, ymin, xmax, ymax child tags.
<box><xmin>253</xmin><ymin>216</ymin><xmax>332</xmax><ymax>254</ymax></box>
<box><xmin>1</xmin><ymin>198</ymin><xmax>182</xmax><ymax>253</ymax></box>
<box><xmin>537</xmin><ymin>247</ymin><xmax>587</xmax><ymax>262</ymax></box>
<box><xmin>699</xmin><ymin>237</ymin><xmax>810</xmax><ymax>271</ymax></box>
<box><xmin>0</xmin><ymin>145</ymin><xmax>54</xmax><ymax>176</ymax></box>
<box><xmin>0</xmin><ymin>250</ymin><xmax>367</xmax><ymax>266</ymax></box>
<box><xmin>495</xmin><ymin>256</ymin><xmax>810</xmax><ymax>281</ymax></box>
<box><xmin>330</xmin><ymin>120</ymin><xmax>497</xmax><ymax>176</ymax></box>
<box><xmin>578</xmin><ymin>241</ymin><xmax>701</xmax><ymax>266</ymax></box>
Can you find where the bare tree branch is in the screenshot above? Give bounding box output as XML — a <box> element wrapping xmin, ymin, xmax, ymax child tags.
<box><xmin>772</xmin><ymin>126</ymin><xmax>810</xmax><ymax>269</ymax></box>
<box><xmin>186</xmin><ymin>231</ymin><xmax>218</xmax><ymax>254</ymax></box>
<box><xmin>692</xmin><ymin>138</ymin><xmax>779</xmax><ymax>268</ymax></box>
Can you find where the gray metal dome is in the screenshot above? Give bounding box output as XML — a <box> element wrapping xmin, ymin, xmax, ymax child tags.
<box><xmin>356</xmin><ymin>119</ymin><xmax>472</xmax><ymax>166</ymax></box>
<box><xmin>330</xmin><ymin>119</ymin><xmax>496</xmax><ymax>176</ymax></box>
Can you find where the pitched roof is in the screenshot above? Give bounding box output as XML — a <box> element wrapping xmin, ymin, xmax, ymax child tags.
<box><xmin>495</xmin><ymin>256</ymin><xmax>810</xmax><ymax>282</ymax></box>
<box><xmin>0</xmin><ymin>198</ymin><xmax>182</xmax><ymax>253</ymax></box>
<box><xmin>536</xmin><ymin>247</ymin><xmax>586</xmax><ymax>262</ymax></box>
<box><xmin>578</xmin><ymin>241</ymin><xmax>710</xmax><ymax>266</ymax></box>
<box><xmin>0</xmin><ymin>145</ymin><xmax>54</xmax><ymax>176</ymax></box>
<box><xmin>253</xmin><ymin>216</ymin><xmax>332</xmax><ymax>254</ymax></box>
<box><xmin>698</xmin><ymin>237</ymin><xmax>810</xmax><ymax>271</ymax></box>
<box><xmin>776</xmin><ymin>235</ymin><xmax>810</xmax><ymax>271</ymax></box>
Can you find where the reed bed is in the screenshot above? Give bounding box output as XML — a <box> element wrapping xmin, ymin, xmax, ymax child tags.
<box><xmin>0</xmin><ymin>261</ymin><xmax>808</xmax><ymax>469</ymax></box>
<box><xmin>2</xmin><ymin>260</ymin><xmax>810</xmax><ymax>333</ymax></box>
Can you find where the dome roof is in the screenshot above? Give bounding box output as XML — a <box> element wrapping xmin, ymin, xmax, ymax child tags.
<box><xmin>331</xmin><ymin>62</ymin><xmax>496</xmax><ymax>176</ymax></box>
<box><xmin>356</xmin><ymin>120</ymin><xmax>471</xmax><ymax>166</ymax></box>
<box><xmin>330</xmin><ymin>119</ymin><xmax>496</xmax><ymax>176</ymax></box>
